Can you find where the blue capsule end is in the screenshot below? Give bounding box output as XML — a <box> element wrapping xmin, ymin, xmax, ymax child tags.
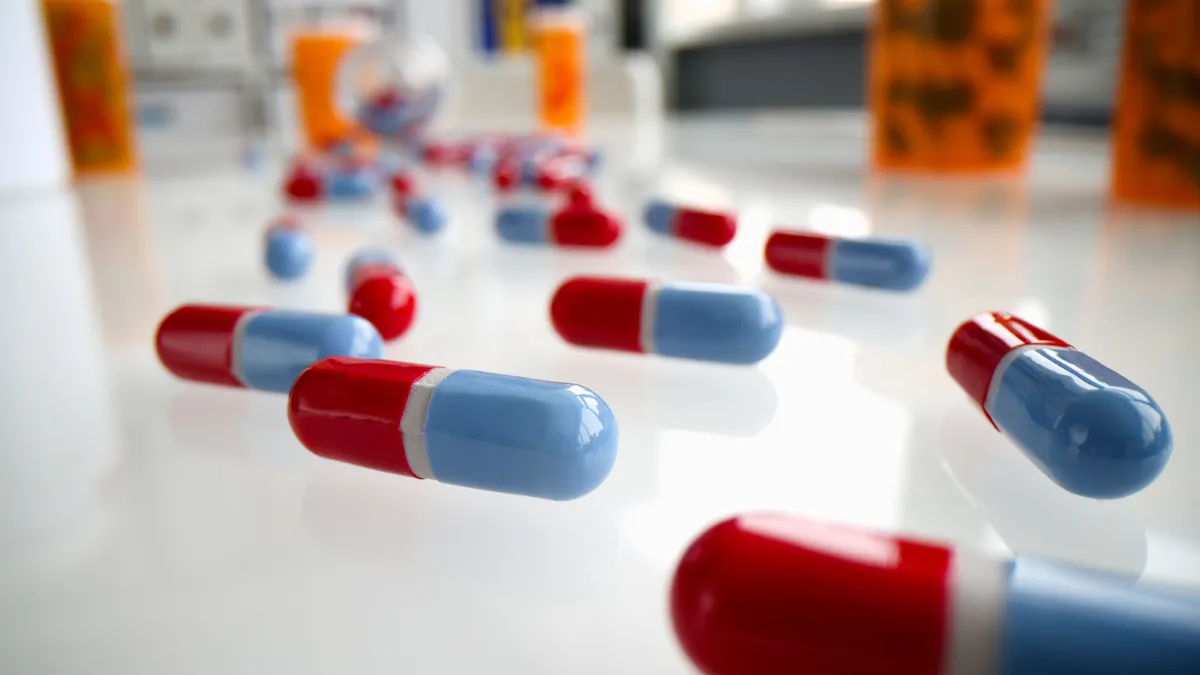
<box><xmin>496</xmin><ymin>204</ymin><xmax>549</xmax><ymax>244</ymax></box>
<box><xmin>406</xmin><ymin>197</ymin><xmax>447</xmax><ymax>235</ymax></box>
<box><xmin>652</xmin><ymin>284</ymin><xmax>785</xmax><ymax>365</ymax></box>
<box><xmin>326</xmin><ymin>169</ymin><xmax>376</xmax><ymax>200</ymax></box>
<box><xmin>238</xmin><ymin>312</ymin><xmax>383</xmax><ymax>393</ymax></box>
<box><xmin>643</xmin><ymin>201</ymin><xmax>676</xmax><ymax>236</ymax></box>
<box><xmin>266</xmin><ymin>230</ymin><xmax>313</xmax><ymax>281</ymax></box>
<box><xmin>989</xmin><ymin>348</ymin><xmax>1173</xmax><ymax>499</ymax></box>
<box><xmin>831</xmin><ymin>238</ymin><xmax>931</xmax><ymax>292</ymax></box>
<box><xmin>423</xmin><ymin>370</ymin><xmax>619</xmax><ymax>500</ymax></box>
<box><xmin>469</xmin><ymin>146</ymin><xmax>498</xmax><ymax>174</ymax></box>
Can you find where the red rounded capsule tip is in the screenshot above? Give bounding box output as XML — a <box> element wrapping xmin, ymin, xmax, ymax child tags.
<box><xmin>677</xmin><ymin>209</ymin><xmax>737</xmax><ymax>248</ymax></box>
<box><xmin>284</xmin><ymin>167</ymin><xmax>322</xmax><ymax>202</ymax></box>
<box><xmin>155</xmin><ymin>304</ymin><xmax>255</xmax><ymax>387</ymax></box>
<box><xmin>551</xmin><ymin>205</ymin><xmax>622</xmax><ymax>247</ymax></box>
<box><xmin>946</xmin><ymin>312</ymin><xmax>1072</xmax><ymax>409</ymax></box>
<box><xmin>550</xmin><ymin>276</ymin><xmax>646</xmax><ymax>353</ymax></box>
<box><xmin>349</xmin><ymin>274</ymin><xmax>417</xmax><ymax>341</ymax></box>
<box><xmin>671</xmin><ymin>515</ymin><xmax>953</xmax><ymax>675</ymax></box>
<box><xmin>390</xmin><ymin>171</ymin><xmax>415</xmax><ymax>196</ymax></box>
<box><xmin>764</xmin><ymin>231</ymin><xmax>831</xmax><ymax>279</ymax></box>
<box><xmin>288</xmin><ymin>357</ymin><xmax>437</xmax><ymax>477</ymax></box>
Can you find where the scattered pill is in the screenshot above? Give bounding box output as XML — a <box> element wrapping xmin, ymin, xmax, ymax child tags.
<box><xmin>156</xmin><ymin>305</ymin><xmax>382</xmax><ymax>393</ymax></box>
<box><xmin>644</xmin><ymin>201</ymin><xmax>737</xmax><ymax>248</ymax></box>
<box><xmin>671</xmin><ymin>514</ymin><xmax>1200</xmax><ymax>675</ymax></box>
<box><xmin>947</xmin><ymin>312</ymin><xmax>1172</xmax><ymax>499</ymax></box>
<box><xmin>287</xmin><ymin>356</ymin><xmax>619</xmax><ymax>500</ymax></box>
<box><xmin>765</xmin><ymin>230</ymin><xmax>930</xmax><ymax>291</ymax></box>
<box><xmin>550</xmin><ymin>276</ymin><xmax>782</xmax><ymax>364</ymax></box>
<box><xmin>345</xmin><ymin>250</ymin><xmax>417</xmax><ymax>341</ymax></box>
<box><xmin>264</xmin><ymin>217</ymin><xmax>313</xmax><ymax>281</ymax></box>
<box><xmin>397</xmin><ymin>195</ymin><xmax>447</xmax><ymax>234</ymax></box>
<box><xmin>283</xmin><ymin>164</ymin><xmax>322</xmax><ymax>202</ymax></box>
<box><xmin>496</xmin><ymin>203</ymin><xmax>621</xmax><ymax>247</ymax></box>
<box><xmin>326</xmin><ymin>164</ymin><xmax>376</xmax><ymax>200</ymax></box>
<box><xmin>389</xmin><ymin>170</ymin><xmax>415</xmax><ymax>197</ymax></box>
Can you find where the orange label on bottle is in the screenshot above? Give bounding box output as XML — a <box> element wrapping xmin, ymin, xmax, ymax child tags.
<box><xmin>537</xmin><ymin>25</ymin><xmax>584</xmax><ymax>135</ymax></box>
<box><xmin>43</xmin><ymin>0</ymin><xmax>137</xmax><ymax>175</ymax></box>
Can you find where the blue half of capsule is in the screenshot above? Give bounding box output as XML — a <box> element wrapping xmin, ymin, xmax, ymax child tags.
<box><xmin>987</xmin><ymin>347</ymin><xmax>1172</xmax><ymax>499</ymax></box>
<box><xmin>469</xmin><ymin>146</ymin><xmax>498</xmax><ymax>174</ymax></box>
<box><xmin>644</xmin><ymin>201</ymin><xmax>676</xmax><ymax>236</ymax></box>
<box><xmin>829</xmin><ymin>238</ymin><xmax>931</xmax><ymax>292</ymax></box>
<box><xmin>651</xmin><ymin>283</ymin><xmax>784</xmax><ymax>365</ymax></box>
<box><xmin>326</xmin><ymin>168</ymin><xmax>376</xmax><ymax>200</ymax></box>
<box><xmin>265</xmin><ymin>229</ymin><xmax>313</xmax><ymax>281</ymax></box>
<box><xmin>496</xmin><ymin>204</ymin><xmax>548</xmax><ymax>244</ymax></box>
<box><xmin>405</xmin><ymin>196</ymin><xmax>447</xmax><ymax>234</ymax></box>
<box><xmin>423</xmin><ymin>370</ymin><xmax>619</xmax><ymax>500</ymax></box>
<box><xmin>237</xmin><ymin>312</ymin><xmax>383</xmax><ymax>393</ymax></box>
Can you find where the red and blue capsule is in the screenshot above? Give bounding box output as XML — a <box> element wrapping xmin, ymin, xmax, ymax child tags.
<box><xmin>644</xmin><ymin>200</ymin><xmax>737</xmax><ymax>248</ymax></box>
<box><xmin>264</xmin><ymin>215</ymin><xmax>313</xmax><ymax>280</ymax></box>
<box><xmin>496</xmin><ymin>202</ymin><xmax>622</xmax><ymax>247</ymax></box>
<box><xmin>765</xmin><ymin>229</ymin><xmax>931</xmax><ymax>291</ymax></box>
<box><xmin>345</xmin><ymin>250</ymin><xmax>417</xmax><ymax>341</ymax></box>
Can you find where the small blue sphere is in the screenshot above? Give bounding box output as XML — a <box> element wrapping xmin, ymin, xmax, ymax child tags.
<box><xmin>266</xmin><ymin>229</ymin><xmax>314</xmax><ymax>281</ymax></box>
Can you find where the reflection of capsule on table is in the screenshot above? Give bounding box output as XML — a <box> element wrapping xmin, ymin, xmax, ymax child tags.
<box><xmin>947</xmin><ymin>312</ymin><xmax>1172</xmax><ymax>499</ymax></box>
<box><xmin>288</xmin><ymin>357</ymin><xmax>619</xmax><ymax>500</ymax></box>
<box><xmin>345</xmin><ymin>250</ymin><xmax>417</xmax><ymax>341</ymax></box>
<box><xmin>765</xmin><ymin>230</ymin><xmax>931</xmax><ymax>292</ymax></box>
<box><xmin>671</xmin><ymin>514</ymin><xmax>1200</xmax><ymax>675</ymax></box>
<box><xmin>550</xmin><ymin>276</ymin><xmax>784</xmax><ymax>365</ymax></box>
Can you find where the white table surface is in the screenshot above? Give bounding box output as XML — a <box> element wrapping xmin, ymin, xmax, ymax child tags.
<box><xmin>2</xmin><ymin>115</ymin><xmax>1198</xmax><ymax>674</ymax></box>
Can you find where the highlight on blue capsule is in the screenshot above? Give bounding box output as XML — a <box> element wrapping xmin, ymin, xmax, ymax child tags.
<box><xmin>652</xmin><ymin>283</ymin><xmax>784</xmax><ymax>365</ymax></box>
<box><xmin>830</xmin><ymin>237</ymin><xmax>931</xmax><ymax>292</ymax></box>
<box><xmin>237</xmin><ymin>312</ymin><xmax>383</xmax><ymax>393</ymax></box>
<box><xmin>265</xmin><ymin>228</ymin><xmax>313</xmax><ymax>281</ymax></box>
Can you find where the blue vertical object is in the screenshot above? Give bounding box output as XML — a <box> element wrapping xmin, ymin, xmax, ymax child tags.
<box><xmin>479</xmin><ymin>0</ymin><xmax>499</xmax><ymax>56</ymax></box>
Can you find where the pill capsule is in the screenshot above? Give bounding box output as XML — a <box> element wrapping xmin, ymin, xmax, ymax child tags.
<box><xmin>283</xmin><ymin>164</ymin><xmax>322</xmax><ymax>202</ymax></box>
<box><xmin>496</xmin><ymin>203</ymin><xmax>622</xmax><ymax>247</ymax></box>
<box><xmin>396</xmin><ymin>195</ymin><xmax>447</xmax><ymax>235</ymax></box>
<box><xmin>288</xmin><ymin>357</ymin><xmax>619</xmax><ymax>500</ymax></box>
<box><xmin>550</xmin><ymin>276</ymin><xmax>782</xmax><ymax>364</ymax></box>
<box><xmin>155</xmin><ymin>305</ymin><xmax>382</xmax><ymax>393</ymax></box>
<box><xmin>765</xmin><ymin>230</ymin><xmax>931</xmax><ymax>292</ymax></box>
<box><xmin>947</xmin><ymin>312</ymin><xmax>1172</xmax><ymax>499</ymax></box>
<box><xmin>326</xmin><ymin>165</ymin><xmax>375</xmax><ymax>200</ymax></box>
<box><xmin>345</xmin><ymin>250</ymin><xmax>417</xmax><ymax>341</ymax></box>
<box><xmin>389</xmin><ymin>170</ymin><xmax>415</xmax><ymax>197</ymax></box>
<box><xmin>494</xmin><ymin>160</ymin><xmax>521</xmax><ymax>192</ymax></box>
<box><xmin>264</xmin><ymin>217</ymin><xmax>313</xmax><ymax>281</ymax></box>
<box><xmin>644</xmin><ymin>201</ymin><xmax>737</xmax><ymax>248</ymax></box>
<box><xmin>671</xmin><ymin>514</ymin><xmax>1200</xmax><ymax>675</ymax></box>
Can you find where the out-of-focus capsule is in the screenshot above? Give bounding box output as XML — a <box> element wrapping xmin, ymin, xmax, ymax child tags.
<box><xmin>283</xmin><ymin>163</ymin><xmax>322</xmax><ymax>202</ymax></box>
<box><xmin>155</xmin><ymin>305</ymin><xmax>382</xmax><ymax>393</ymax></box>
<box><xmin>644</xmin><ymin>201</ymin><xmax>737</xmax><ymax>248</ymax></box>
<box><xmin>357</xmin><ymin>88</ymin><xmax>407</xmax><ymax>137</ymax></box>
<box><xmin>389</xmin><ymin>170</ymin><xmax>415</xmax><ymax>197</ymax></box>
<box><xmin>765</xmin><ymin>230</ymin><xmax>931</xmax><ymax>292</ymax></box>
<box><xmin>550</xmin><ymin>276</ymin><xmax>782</xmax><ymax>364</ymax></box>
<box><xmin>494</xmin><ymin>160</ymin><xmax>521</xmax><ymax>192</ymax></box>
<box><xmin>326</xmin><ymin>163</ymin><xmax>375</xmax><ymax>200</ymax></box>
<box><xmin>672</xmin><ymin>514</ymin><xmax>1200</xmax><ymax>675</ymax></box>
<box><xmin>394</xmin><ymin>195</ymin><xmax>446</xmax><ymax>235</ymax></box>
<box><xmin>264</xmin><ymin>216</ymin><xmax>313</xmax><ymax>281</ymax></box>
<box><xmin>288</xmin><ymin>357</ymin><xmax>619</xmax><ymax>500</ymax></box>
<box><xmin>496</xmin><ymin>203</ymin><xmax>622</xmax><ymax>247</ymax></box>
<box><xmin>947</xmin><ymin>312</ymin><xmax>1172</xmax><ymax>499</ymax></box>
<box><xmin>345</xmin><ymin>250</ymin><xmax>417</xmax><ymax>341</ymax></box>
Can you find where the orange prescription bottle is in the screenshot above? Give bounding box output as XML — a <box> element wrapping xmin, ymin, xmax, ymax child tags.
<box><xmin>868</xmin><ymin>0</ymin><xmax>1052</xmax><ymax>173</ymax></box>
<box><xmin>42</xmin><ymin>0</ymin><xmax>138</xmax><ymax>176</ymax></box>
<box><xmin>292</xmin><ymin>27</ymin><xmax>368</xmax><ymax>149</ymax></box>
<box><xmin>533</xmin><ymin>0</ymin><xmax>585</xmax><ymax>136</ymax></box>
<box><xmin>1111</xmin><ymin>0</ymin><xmax>1200</xmax><ymax>211</ymax></box>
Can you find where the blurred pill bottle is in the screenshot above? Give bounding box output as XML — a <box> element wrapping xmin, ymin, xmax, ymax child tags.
<box><xmin>532</xmin><ymin>0</ymin><xmax>586</xmax><ymax>136</ymax></box>
<box><xmin>292</xmin><ymin>25</ymin><xmax>372</xmax><ymax>149</ymax></box>
<box><xmin>1110</xmin><ymin>0</ymin><xmax>1200</xmax><ymax>211</ymax></box>
<box><xmin>868</xmin><ymin>0</ymin><xmax>1052</xmax><ymax>173</ymax></box>
<box><xmin>42</xmin><ymin>0</ymin><xmax>138</xmax><ymax>176</ymax></box>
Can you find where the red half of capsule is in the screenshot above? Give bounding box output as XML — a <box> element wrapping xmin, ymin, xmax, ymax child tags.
<box><xmin>390</xmin><ymin>171</ymin><xmax>415</xmax><ymax>196</ymax></box>
<box><xmin>155</xmin><ymin>304</ymin><xmax>258</xmax><ymax>387</ymax></box>
<box><xmin>551</xmin><ymin>204</ymin><xmax>622</xmax><ymax>247</ymax></box>
<box><xmin>946</xmin><ymin>312</ymin><xmax>1072</xmax><ymax>411</ymax></box>
<box><xmin>284</xmin><ymin>166</ymin><xmax>322</xmax><ymax>202</ymax></box>
<box><xmin>678</xmin><ymin>209</ymin><xmax>737</xmax><ymax>247</ymax></box>
<box><xmin>671</xmin><ymin>515</ymin><xmax>953</xmax><ymax>675</ymax></box>
<box><xmin>764</xmin><ymin>231</ymin><xmax>831</xmax><ymax>280</ymax></box>
<box><xmin>349</xmin><ymin>269</ymin><xmax>417</xmax><ymax>341</ymax></box>
<box><xmin>494</xmin><ymin>161</ymin><xmax>520</xmax><ymax>192</ymax></box>
<box><xmin>288</xmin><ymin>357</ymin><xmax>437</xmax><ymax>477</ymax></box>
<box><xmin>550</xmin><ymin>277</ymin><xmax>646</xmax><ymax>353</ymax></box>
<box><xmin>565</xmin><ymin>182</ymin><xmax>593</xmax><ymax>206</ymax></box>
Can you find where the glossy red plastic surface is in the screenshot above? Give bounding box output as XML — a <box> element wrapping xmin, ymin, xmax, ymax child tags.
<box><xmin>676</xmin><ymin>209</ymin><xmax>737</xmax><ymax>248</ymax></box>
<box><xmin>671</xmin><ymin>515</ymin><xmax>953</xmax><ymax>675</ymax></box>
<box><xmin>288</xmin><ymin>357</ymin><xmax>438</xmax><ymax>477</ymax></box>
<box><xmin>494</xmin><ymin>161</ymin><xmax>519</xmax><ymax>192</ymax></box>
<box><xmin>946</xmin><ymin>312</ymin><xmax>1072</xmax><ymax>409</ymax></box>
<box><xmin>550</xmin><ymin>205</ymin><xmax>622</xmax><ymax>247</ymax></box>
<box><xmin>550</xmin><ymin>276</ymin><xmax>647</xmax><ymax>353</ymax></box>
<box><xmin>764</xmin><ymin>231</ymin><xmax>831</xmax><ymax>280</ymax></box>
<box><xmin>390</xmin><ymin>171</ymin><xmax>415</xmax><ymax>196</ymax></box>
<box><xmin>284</xmin><ymin>166</ymin><xmax>322</xmax><ymax>202</ymax></box>
<box><xmin>155</xmin><ymin>304</ymin><xmax>255</xmax><ymax>387</ymax></box>
<box><xmin>349</xmin><ymin>273</ymin><xmax>417</xmax><ymax>341</ymax></box>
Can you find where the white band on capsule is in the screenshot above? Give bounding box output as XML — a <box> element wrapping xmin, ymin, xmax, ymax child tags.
<box><xmin>943</xmin><ymin>549</ymin><xmax>1008</xmax><ymax>675</ymax></box>
<box><xmin>400</xmin><ymin>367</ymin><xmax>454</xmax><ymax>480</ymax></box>
<box><xmin>821</xmin><ymin>237</ymin><xmax>838</xmax><ymax>280</ymax></box>
<box><xmin>639</xmin><ymin>282</ymin><xmax>661</xmax><ymax>354</ymax></box>
<box><xmin>229</xmin><ymin>310</ymin><xmax>262</xmax><ymax>387</ymax></box>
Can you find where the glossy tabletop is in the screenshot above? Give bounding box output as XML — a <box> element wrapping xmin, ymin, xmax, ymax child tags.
<box><xmin>1</xmin><ymin>114</ymin><xmax>1198</xmax><ymax>674</ymax></box>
